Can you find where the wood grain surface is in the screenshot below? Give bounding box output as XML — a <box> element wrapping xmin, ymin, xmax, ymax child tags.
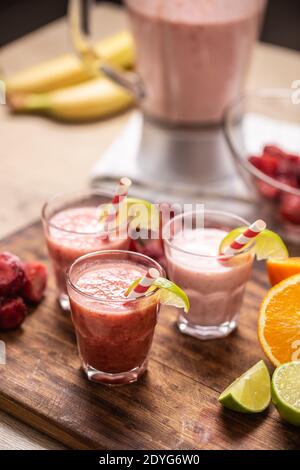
<box><xmin>0</xmin><ymin>222</ymin><xmax>299</xmax><ymax>450</ymax></box>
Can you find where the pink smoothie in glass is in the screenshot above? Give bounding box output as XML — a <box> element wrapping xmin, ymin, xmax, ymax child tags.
<box><xmin>45</xmin><ymin>207</ymin><xmax>129</xmax><ymax>306</ymax></box>
<box><xmin>165</xmin><ymin>228</ymin><xmax>253</xmax><ymax>337</ymax></box>
<box><xmin>126</xmin><ymin>0</ymin><xmax>266</xmax><ymax>124</ymax></box>
<box><xmin>67</xmin><ymin>257</ymin><xmax>160</xmax><ymax>384</ymax></box>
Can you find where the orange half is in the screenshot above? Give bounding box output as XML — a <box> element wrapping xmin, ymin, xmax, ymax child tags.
<box><xmin>267</xmin><ymin>257</ymin><xmax>300</xmax><ymax>286</ymax></box>
<box><xmin>258</xmin><ymin>273</ymin><xmax>300</xmax><ymax>366</ymax></box>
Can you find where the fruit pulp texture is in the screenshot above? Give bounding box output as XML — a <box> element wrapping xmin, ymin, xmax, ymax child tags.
<box><xmin>166</xmin><ymin>228</ymin><xmax>253</xmax><ymax>327</ymax></box>
<box><xmin>69</xmin><ymin>261</ymin><xmax>159</xmax><ymax>373</ymax></box>
<box><xmin>45</xmin><ymin>207</ymin><xmax>129</xmax><ymax>296</ymax></box>
<box><xmin>126</xmin><ymin>0</ymin><xmax>265</xmax><ymax>124</ymax></box>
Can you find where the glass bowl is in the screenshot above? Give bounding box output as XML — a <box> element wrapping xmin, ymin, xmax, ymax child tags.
<box><xmin>224</xmin><ymin>88</ymin><xmax>300</xmax><ymax>243</ymax></box>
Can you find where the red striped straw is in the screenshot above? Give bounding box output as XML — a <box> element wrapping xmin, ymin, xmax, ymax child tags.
<box><xmin>101</xmin><ymin>177</ymin><xmax>132</xmax><ymax>237</ymax></box>
<box><xmin>126</xmin><ymin>268</ymin><xmax>160</xmax><ymax>300</ymax></box>
<box><xmin>219</xmin><ymin>219</ymin><xmax>266</xmax><ymax>260</ymax></box>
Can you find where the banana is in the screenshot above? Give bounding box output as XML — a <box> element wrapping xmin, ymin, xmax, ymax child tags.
<box><xmin>8</xmin><ymin>77</ymin><xmax>134</xmax><ymax>122</ymax></box>
<box><xmin>6</xmin><ymin>30</ymin><xmax>135</xmax><ymax>94</ymax></box>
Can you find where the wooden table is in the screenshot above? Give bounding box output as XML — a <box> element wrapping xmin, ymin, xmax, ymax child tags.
<box><xmin>0</xmin><ymin>3</ymin><xmax>300</xmax><ymax>450</ymax></box>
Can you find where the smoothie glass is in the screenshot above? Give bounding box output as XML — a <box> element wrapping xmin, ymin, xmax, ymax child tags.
<box><xmin>42</xmin><ymin>190</ymin><xmax>130</xmax><ymax>311</ymax></box>
<box><xmin>66</xmin><ymin>250</ymin><xmax>164</xmax><ymax>385</ymax></box>
<box><xmin>163</xmin><ymin>210</ymin><xmax>254</xmax><ymax>340</ymax></box>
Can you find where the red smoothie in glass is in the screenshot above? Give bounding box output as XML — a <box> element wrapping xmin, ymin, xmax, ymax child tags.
<box><xmin>67</xmin><ymin>251</ymin><xmax>162</xmax><ymax>385</ymax></box>
<box><xmin>44</xmin><ymin>206</ymin><xmax>129</xmax><ymax>309</ymax></box>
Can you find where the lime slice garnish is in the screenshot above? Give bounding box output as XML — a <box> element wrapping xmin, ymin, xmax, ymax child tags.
<box><xmin>126</xmin><ymin>277</ymin><xmax>190</xmax><ymax>313</ymax></box>
<box><xmin>272</xmin><ymin>361</ymin><xmax>300</xmax><ymax>426</ymax></box>
<box><xmin>218</xmin><ymin>360</ymin><xmax>271</xmax><ymax>413</ymax></box>
<box><xmin>99</xmin><ymin>197</ymin><xmax>160</xmax><ymax>231</ymax></box>
<box><xmin>126</xmin><ymin>197</ymin><xmax>160</xmax><ymax>232</ymax></box>
<box><xmin>219</xmin><ymin>227</ymin><xmax>289</xmax><ymax>261</ymax></box>
<box><xmin>152</xmin><ymin>277</ymin><xmax>190</xmax><ymax>313</ymax></box>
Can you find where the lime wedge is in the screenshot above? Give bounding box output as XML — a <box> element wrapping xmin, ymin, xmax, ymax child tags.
<box><xmin>126</xmin><ymin>197</ymin><xmax>160</xmax><ymax>232</ymax></box>
<box><xmin>218</xmin><ymin>360</ymin><xmax>271</xmax><ymax>413</ymax></box>
<box><xmin>272</xmin><ymin>361</ymin><xmax>300</xmax><ymax>426</ymax></box>
<box><xmin>126</xmin><ymin>277</ymin><xmax>190</xmax><ymax>313</ymax></box>
<box><xmin>152</xmin><ymin>277</ymin><xmax>190</xmax><ymax>313</ymax></box>
<box><xmin>219</xmin><ymin>227</ymin><xmax>289</xmax><ymax>261</ymax></box>
<box><xmin>99</xmin><ymin>197</ymin><xmax>160</xmax><ymax>231</ymax></box>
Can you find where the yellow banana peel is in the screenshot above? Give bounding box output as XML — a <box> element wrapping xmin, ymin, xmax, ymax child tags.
<box><xmin>8</xmin><ymin>77</ymin><xmax>134</xmax><ymax>122</ymax></box>
<box><xmin>6</xmin><ymin>30</ymin><xmax>135</xmax><ymax>94</ymax></box>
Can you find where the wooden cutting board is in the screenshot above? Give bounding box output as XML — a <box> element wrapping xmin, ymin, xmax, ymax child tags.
<box><xmin>0</xmin><ymin>221</ymin><xmax>299</xmax><ymax>450</ymax></box>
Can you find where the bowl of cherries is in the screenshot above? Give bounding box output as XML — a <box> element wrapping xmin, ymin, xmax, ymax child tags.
<box><xmin>225</xmin><ymin>88</ymin><xmax>300</xmax><ymax>242</ymax></box>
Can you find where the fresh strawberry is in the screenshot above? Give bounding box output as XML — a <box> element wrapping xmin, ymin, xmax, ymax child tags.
<box><xmin>0</xmin><ymin>297</ymin><xmax>27</xmax><ymax>330</ymax></box>
<box><xmin>277</xmin><ymin>175</ymin><xmax>298</xmax><ymax>188</ymax></box>
<box><xmin>263</xmin><ymin>145</ymin><xmax>285</xmax><ymax>159</ymax></box>
<box><xmin>285</xmin><ymin>153</ymin><xmax>300</xmax><ymax>164</ymax></box>
<box><xmin>249</xmin><ymin>146</ymin><xmax>300</xmax><ymax>204</ymax></box>
<box><xmin>256</xmin><ymin>180</ymin><xmax>279</xmax><ymax>200</ymax></box>
<box><xmin>259</xmin><ymin>155</ymin><xmax>279</xmax><ymax>176</ymax></box>
<box><xmin>0</xmin><ymin>252</ymin><xmax>25</xmax><ymax>297</ymax></box>
<box><xmin>288</xmin><ymin>156</ymin><xmax>300</xmax><ymax>181</ymax></box>
<box><xmin>249</xmin><ymin>155</ymin><xmax>263</xmax><ymax>171</ymax></box>
<box><xmin>279</xmin><ymin>194</ymin><xmax>300</xmax><ymax>225</ymax></box>
<box><xmin>22</xmin><ymin>262</ymin><xmax>47</xmax><ymax>303</ymax></box>
<box><xmin>249</xmin><ymin>154</ymin><xmax>280</xmax><ymax>176</ymax></box>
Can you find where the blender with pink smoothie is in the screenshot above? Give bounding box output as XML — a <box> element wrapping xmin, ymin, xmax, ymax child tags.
<box><xmin>42</xmin><ymin>190</ymin><xmax>130</xmax><ymax>311</ymax></box>
<box><xmin>163</xmin><ymin>210</ymin><xmax>254</xmax><ymax>340</ymax></box>
<box><xmin>69</xmin><ymin>1</ymin><xmax>267</xmax><ymax>195</ymax></box>
<box><xmin>125</xmin><ymin>0</ymin><xmax>267</xmax><ymax>124</ymax></box>
<box><xmin>67</xmin><ymin>250</ymin><xmax>164</xmax><ymax>385</ymax></box>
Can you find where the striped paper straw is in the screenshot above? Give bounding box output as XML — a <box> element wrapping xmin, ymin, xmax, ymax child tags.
<box><xmin>126</xmin><ymin>268</ymin><xmax>160</xmax><ymax>300</ymax></box>
<box><xmin>219</xmin><ymin>219</ymin><xmax>266</xmax><ymax>260</ymax></box>
<box><xmin>101</xmin><ymin>177</ymin><xmax>132</xmax><ymax>235</ymax></box>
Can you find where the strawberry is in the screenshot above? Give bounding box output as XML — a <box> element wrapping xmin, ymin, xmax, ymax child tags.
<box><xmin>22</xmin><ymin>262</ymin><xmax>47</xmax><ymax>304</ymax></box>
<box><xmin>263</xmin><ymin>145</ymin><xmax>285</xmax><ymax>159</ymax></box>
<box><xmin>249</xmin><ymin>146</ymin><xmax>300</xmax><ymax>224</ymax></box>
<box><xmin>277</xmin><ymin>175</ymin><xmax>298</xmax><ymax>188</ymax></box>
<box><xmin>285</xmin><ymin>153</ymin><xmax>300</xmax><ymax>164</ymax></box>
<box><xmin>256</xmin><ymin>180</ymin><xmax>279</xmax><ymax>200</ymax></box>
<box><xmin>259</xmin><ymin>155</ymin><xmax>279</xmax><ymax>176</ymax></box>
<box><xmin>279</xmin><ymin>194</ymin><xmax>300</xmax><ymax>225</ymax></box>
<box><xmin>0</xmin><ymin>297</ymin><xmax>27</xmax><ymax>330</ymax></box>
<box><xmin>0</xmin><ymin>252</ymin><xmax>25</xmax><ymax>297</ymax></box>
<box><xmin>249</xmin><ymin>155</ymin><xmax>263</xmax><ymax>171</ymax></box>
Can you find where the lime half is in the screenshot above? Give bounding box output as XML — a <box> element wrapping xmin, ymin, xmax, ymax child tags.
<box><xmin>219</xmin><ymin>360</ymin><xmax>271</xmax><ymax>413</ymax></box>
<box><xmin>126</xmin><ymin>277</ymin><xmax>190</xmax><ymax>313</ymax></box>
<box><xmin>99</xmin><ymin>197</ymin><xmax>160</xmax><ymax>231</ymax></box>
<box><xmin>272</xmin><ymin>361</ymin><xmax>300</xmax><ymax>426</ymax></box>
<box><xmin>219</xmin><ymin>227</ymin><xmax>289</xmax><ymax>261</ymax></box>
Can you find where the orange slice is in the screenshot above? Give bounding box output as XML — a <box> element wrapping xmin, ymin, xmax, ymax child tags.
<box><xmin>258</xmin><ymin>274</ymin><xmax>300</xmax><ymax>366</ymax></box>
<box><xmin>267</xmin><ymin>257</ymin><xmax>300</xmax><ymax>286</ymax></box>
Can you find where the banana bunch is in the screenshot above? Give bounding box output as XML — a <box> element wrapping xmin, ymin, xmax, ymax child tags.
<box><xmin>6</xmin><ymin>30</ymin><xmax>135</xmax><ymax>122</ymax></box>
<box><xmin>9</xmin><ymin>77</ymin><xmax>133</xmax><ymax>122</ymax></box>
